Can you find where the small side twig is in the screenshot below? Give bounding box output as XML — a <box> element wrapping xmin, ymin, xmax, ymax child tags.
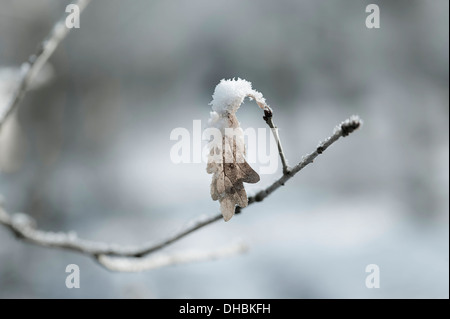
<box><xmin>263</xmin><ymin>107</ymin><xmax>290</xmax><ymax>174</ymax></box>
<box><xmin>250</xmin><ymin>115</ymin><xmax>362</xmax><ymax>204</ymax></box>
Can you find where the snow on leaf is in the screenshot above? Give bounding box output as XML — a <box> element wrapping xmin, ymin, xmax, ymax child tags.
<box><xmin>207</xmin><ymin>78</ymin><xmax>266</xmax><ymax>221</ymax></box>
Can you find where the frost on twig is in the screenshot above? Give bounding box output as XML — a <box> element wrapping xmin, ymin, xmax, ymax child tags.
<box><xmin>0</xmin><ymin>205</ymin><xmax>223</xmax><ymax>258</ymax></box>
<box><xmin>0</xmin><ymin>206</ymin><xmax>247</xmax><ymax>271</ymax></box>
<box><xmin>3</xmin><ymin>211</ymin><xmax>137</xmax><ymax>256</ymax></box>
<box><xmin>207</xmin><ymin>78</ymin><xmax>269</xmax><ymax>221</ymax></box>
<box><xmin>0</xmin><ymin>64</ymin><xmax>54</xmax><ymax>119</ymax></box>
<box><xmin>250</xmin><ymin>115</ymin><xmax>362</xmax><ymax>204</ymax></box>
<box><xmin>98</xmin><ymin>242</ymin><xmax>248</xmax><ymax>272</ymax></box>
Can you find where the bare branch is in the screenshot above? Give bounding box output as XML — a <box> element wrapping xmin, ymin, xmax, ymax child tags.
<box><xmin>0</xmin><ymin>0</ymin><xmax>91</xmax><ymax>131</ymax></box>
<box><xmin>0</xmin><ymin>115</ymin><xmax>362</xmax><ymax>270</ymax></box>
<box><xmin>249</xmin><ymin>115</ymin><xmax>362</xmax><ymax>204</ymax></box>
<box><xmin>0</xmin><ymin>207</ymin><xmax>246</xmax><ymax>270</ymax></box>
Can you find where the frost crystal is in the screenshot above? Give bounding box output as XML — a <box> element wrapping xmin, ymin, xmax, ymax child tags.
<box><xmin>335</xmin><ymin>115</ymin><xmax>362</xmax><ymax>136</ymax></box>
<box><xmin>209</xmin><ymin>78</ymin><xmax>266</xmax><ymax>115</ymax></box>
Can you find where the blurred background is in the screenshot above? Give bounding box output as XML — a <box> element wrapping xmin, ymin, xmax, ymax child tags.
<box><xmin>0</xmin><ymin>0</ymin><xmax>448</xmax><ymax>298</ymax></box>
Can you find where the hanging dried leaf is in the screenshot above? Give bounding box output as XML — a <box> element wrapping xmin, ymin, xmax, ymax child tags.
<box><xmin>207</xmin><ymin>78</ymin><xmax>268</xmax><ymax>221</ymax></box>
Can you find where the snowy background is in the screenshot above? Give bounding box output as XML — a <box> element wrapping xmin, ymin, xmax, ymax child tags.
<box><xmin>0</xmin><ymin>0</ymin><xmax>448</xmax><ymax>298</ymax></box>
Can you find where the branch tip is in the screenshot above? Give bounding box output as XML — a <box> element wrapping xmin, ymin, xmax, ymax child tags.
<box><xmin>339</xmin><ymin>115</ymin><xmax>362</xmax><ymax>137</ymax></box>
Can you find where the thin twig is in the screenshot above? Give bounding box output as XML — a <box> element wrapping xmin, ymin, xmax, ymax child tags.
<box><xmin>263</xmin><ymin>108</ymin><xmax>290</xmax><ymax>174</ymax></box>
<box><xmin>0</xmin><ymin>0</ymin><xmax>91</xmax><ymax>131</ymax></box>
<box><xmin>0</xmin><ymin>116</ymin><xmax>362</xmax><ymax>268</ymax></box>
